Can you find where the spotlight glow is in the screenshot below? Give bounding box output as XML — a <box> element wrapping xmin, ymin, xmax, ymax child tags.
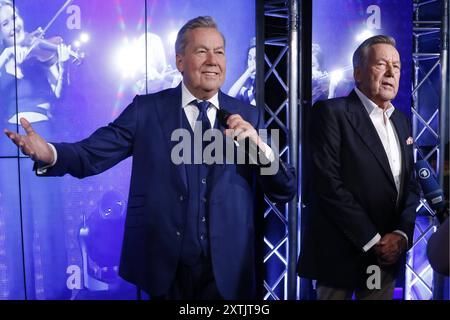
<box><xmin>168</xmin><ymin>30</ymin><xmax>178</xmax><ymax>48</ymax></box>
<box><xmin>355</xmin><ymin>30</ymin><xmax>374</xmax><ymax>42</ymax></box>
<box><xmin>80</xmin><ymin>33</ymin><xmax>90</xmax><ymax>43</ymax></box>
<box><xmin>330</xmin><ymin>69</ymin><xmax>344</xmax><ymax>84</ymax></box>
<box><xmin>73</xmin><ymin>40</ymin><xmax>81</xmax><ymax>48</ymax></box>
<box><xmin>113</xmin><ymin>37</ymin><xmax>145</xmax><ymax>79</ymax></box>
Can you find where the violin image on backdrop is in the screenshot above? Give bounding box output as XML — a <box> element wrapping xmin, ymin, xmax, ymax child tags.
<box><xmin>0</xmin><ymin>0</ymin><xmax>81</xmax><ymax>300</ymax></box>
<box><xmin>0</xmin><ymin>0</ymin><xmax>84</xmax><ymax>83</ymax></box>
<box><xmin>0</xmin><ymin>0</ymin><xmax>77</xmax><ymax>126</ymax></box>
<box><xmin>22</xmin><ymin>27</ymin><xmax>85</xmax><ymax>66</ymax></box>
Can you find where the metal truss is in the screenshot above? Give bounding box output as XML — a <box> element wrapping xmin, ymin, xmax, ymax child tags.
<box><xmin>261</xmin><ymin>0</ymin><xmax>299</xmax><ymax>300</ymax></box>
<box><xmin>405</xmin><ymin>0</ymin><xmax>448</xmax><ymax>300</ymax></box>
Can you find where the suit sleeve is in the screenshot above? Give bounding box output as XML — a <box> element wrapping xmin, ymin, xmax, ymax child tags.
<box><xmin>397</xmin><ymin>118</ymin><xmax>420</xmax><ymax>248</ymax></box>
<box><xmin>311</xmin><ymin>101</ymin><xmax>378</xmax><ymax>250</ymax></box>
<box><xmin>398</xmin><ymin>173</ymin><xmax>420</xmax><ymax>249</ymax></box>
<box><xmin>253</xmin><ymin>103</ymin><xmax>297</xmax><ymax>204</ymax></box>
<box><xmin>40</xmin><ymin>95</ymin><xmax>140</xmax><ymax>178</ymax></box>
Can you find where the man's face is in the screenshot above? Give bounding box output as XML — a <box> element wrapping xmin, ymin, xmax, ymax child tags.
<box><xmin>0</xmin><ymin>5</ymin><xmax>25</xmax><ymax>46</ymax></box>
<box><xmin>354</xmin><ymin>43</ymin><xmax>401</xmax><ymax>109</ymax></box>
<box><xmin>176</xmin><ymin>27</ymin><xmax>226</xmax><ymax>99</ymax></box>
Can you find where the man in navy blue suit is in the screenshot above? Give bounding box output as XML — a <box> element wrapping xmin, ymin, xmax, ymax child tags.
<box><xmin>5</xmin><ymin>16</ymin><xmax>296</xmax><ymax>299</ymax></box>
<box><xmin>298</xmin><ymin>35</ymin><xmax>419</xmax><ymax>300</ymax></box>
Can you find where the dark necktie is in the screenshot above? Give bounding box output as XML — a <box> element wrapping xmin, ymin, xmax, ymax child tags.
<box><xmin>195</xmin><ymin>100</ymin><xmax>211</xmax><ymax>130</ymax></box>
<box><xmin>194</xmin><ymin>100</ymin><xmax>211</xmax><ymax>161</ymax></box>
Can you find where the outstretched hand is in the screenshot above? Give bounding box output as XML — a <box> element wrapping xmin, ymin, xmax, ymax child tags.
<box><xmin>4</xmin><ymin>118</ymin><xmax>54</xmax><ymax>165</ymax></box>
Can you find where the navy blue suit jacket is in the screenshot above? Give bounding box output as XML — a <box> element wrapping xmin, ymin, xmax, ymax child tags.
<box><xmin>298</xmin><ymin>90</ymin><xmax>419</xmax><ymax>288</ymax></box>
<box><xmin>43</xmin><ymin>85</ymin><xmax>296</xmax><ymax>299</ymax></box>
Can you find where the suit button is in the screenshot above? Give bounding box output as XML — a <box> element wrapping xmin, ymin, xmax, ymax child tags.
<box><xmin>201</xmin><ymin>216</ymin><xmax>206</xmax><ymax>223</ymax></box>
<box><xmin>201</xmin><ymin>178</ymin><xmax>207</xmax><ymax>184</ymax></box>
<box><xmin>179</xmin><ymin>195</ymin><xmax>185</xmax><ymax>201</ymax></box>
<box><xmin>176</xmin><ymin>231</ymin><xmax>181</xmax><ymax>237</ymax></box>
<box><xmin>202</xmin><ymin>197</ymin><xmax>207</xmax><ymax>203</ymax></box>
<box><xmin>200</xmin><ymin>234</ymin><xmax>205</xmax><ymax>240</ymax></box>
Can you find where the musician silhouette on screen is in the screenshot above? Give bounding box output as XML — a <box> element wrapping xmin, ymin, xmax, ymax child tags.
<box><xmin>135</xmin><ymin>32</ymin><xmax>182</xmax><ymax>94</ymax></box>
<box><xmin>228</xmin><ymin>37</ymin><xmax>256</xmax><ymax>106</ymax></box>
<box><xmin>0</xmin><ymin>0</ymin><xmax>72</xmax><ymax>299</ymax></box>
<box><xmin>0</xmin><ymin>0</ymin><xmax>72</xmax><ymax>139</ymax></box>
<box><xmin>311</xmin><ymin>43</ymin><xmax>353</xmax><ymax>104</ymax></box>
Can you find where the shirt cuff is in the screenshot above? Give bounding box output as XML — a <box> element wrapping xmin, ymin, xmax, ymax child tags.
<box><xmin>258</xmin><ymin>141</ymin><xmax>275</xmax><ymax>163</ymax></box>
<box><xmin>362</xmin><ymin>233</ymin><xmax>381</xmax><ymax>252</ymax></box>
<box><xmin>245</xmin><ymin>140</ymin><xmax>275</xmax><ymax>165</ymax></box>
<box><xmin>36</xmin><ymin>143</ymin><xmax>57</xmax><ymax>175</ymax></box>
<box><xmin>393</xmin><ymin>229</ymin><xmax>409</xmax><ymax>248</ymax></box>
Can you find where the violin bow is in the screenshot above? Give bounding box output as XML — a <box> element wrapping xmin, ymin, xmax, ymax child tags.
<box><xmin>41</xmin><ymin>0</ymin><xmax>74</xmax><ymax>36</ymax></box>
<box><xmin>25</xmin><ymin>0</ymin><xmax>74</xmax><ymax>55</ymax></box>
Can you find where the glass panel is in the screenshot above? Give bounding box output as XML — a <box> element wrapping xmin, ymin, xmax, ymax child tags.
<box><xmin>0</xmin><ymin>159</ymin><xmax>25</xmax><ymax>299</ymax></box>
<box><xmin>15</xmin><ymin>0</ymin><xmax>143</xmax><ymax>299</ymax></box>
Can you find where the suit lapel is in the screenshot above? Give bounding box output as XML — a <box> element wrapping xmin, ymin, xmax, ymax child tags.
<box><xmin>345</xmin><ymin>91</ymin><xmax>396</xmax><ymax>189</ymax></box>
<box><xmin>154</xmin><ymin>85</ymin><xmax>188</xmax><ymax>193</ymax></box>
<box><xmin>390</xmin><ymin>109</ymin><xmax>408</xmax><ymax>200</ymax></box>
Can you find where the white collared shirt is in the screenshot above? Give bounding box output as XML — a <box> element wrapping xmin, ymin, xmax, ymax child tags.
<box><xmin>354</xmin><ymin>87</ymin><xmax>407</xmax><ymax>251</ymax></box>
<box><xmin>182</xmin><ymin>82</ymin><xmax>275</xmax><ymax>163</ymax></box>
<box><xmin>355</xmin><ymin>87</ymin><xmax>402</xmax><ymax>193</ymax></box>
<box><xmin>181</xmin><ymin>82</ymin><xmax>219</xmax><ymax>130</ymax></box>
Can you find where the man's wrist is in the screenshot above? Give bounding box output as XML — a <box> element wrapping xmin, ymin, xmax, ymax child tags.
<box><xmin>393</xmin><ymin>230</ymin><xmax>408</xmax><ymax>249</ymax></box>
<box><xmin>36</xmin><ymin>143</ymin><xmax>57</xmax><ymax>175</ymax></box>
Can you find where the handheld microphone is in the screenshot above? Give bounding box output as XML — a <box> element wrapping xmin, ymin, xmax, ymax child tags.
<box><xmin>415</xmin><ymin>160</ymin><xmax>449</xmax><ymax>223</ymax></box>
<box><xmin>217</xmin><ymin>108</ymin><xmax>231</xmax><ymax>127</ymax></box>
<box><xmin>217</xmin><ymin>108</ymin><xmax>270</xmax><ymax>166</ymax></box>
<box><xmin>217</xmin><ymin>108</ymin><xmax>241</xmax><ymax>147</ymax></box>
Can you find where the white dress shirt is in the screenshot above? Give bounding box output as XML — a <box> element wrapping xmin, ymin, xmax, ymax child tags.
<box><xmin>181</xmin><ymin>82</ymin><xmax>274</xmax><ymax>162</ymax></box>
<box><xmin>181</xmin><ymin>82</ymin><xmax>219</xmax><ymax>130</ymax></box>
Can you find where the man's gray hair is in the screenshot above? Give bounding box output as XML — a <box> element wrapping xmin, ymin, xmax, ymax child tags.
<box><xmin>175</xmin><ymin>16</ymin><xmax>225</xmax><ymax>54</ymax></box>
<box><xmin>352</xmin><ymin>35</ymin><xmax>396</xmax><ymax>69</ymax></box>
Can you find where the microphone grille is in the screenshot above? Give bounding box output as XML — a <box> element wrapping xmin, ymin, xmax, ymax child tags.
<box><xmin>218</xmin><ymin>108</ymin><xmax>231</xmax><ymax>127</ymax></box>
